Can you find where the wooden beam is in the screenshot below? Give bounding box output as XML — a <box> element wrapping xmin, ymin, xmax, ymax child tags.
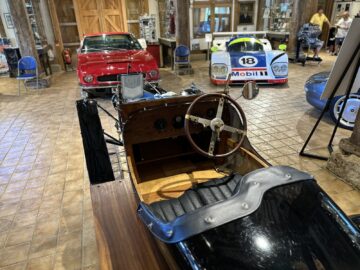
<box><xmin>175</xmin><ymin>0</ymin><xmax>190</xmax><ymax>47</ymax></box>
<box><xmin>0</xmin><ymin>12</ymin><xmax>6</xmax><ymax>37</ymax></box>
<box><xmin>47</xmin><ymin>0</ymin><xmax>65</xmax><ymax>70</ymax></box>
<box><xmin>288</xmin><ymin>0</ymin><xmax>318</xmax><ymax>52</ymax></box>
<box><xmin>32</xmin><ymin>0</ymin><xmax>47</xmax><ymax>43</ymax></box>
<box><xmin>7</xmin><ymin>0</ymin><xmax>43</xmax><ymax>73</ymax></box>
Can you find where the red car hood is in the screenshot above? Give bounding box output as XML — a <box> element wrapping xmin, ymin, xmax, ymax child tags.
<box><xmin>78</xmin><ymin>49</ymin><xmax>157</xmax><ymax>75</ymax></box>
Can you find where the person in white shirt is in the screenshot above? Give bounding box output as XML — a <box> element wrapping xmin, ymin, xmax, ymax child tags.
<box><xmin>334</xmin><ymin>12</ymin><xmax>352</xmax><ymax>55</ymax></box>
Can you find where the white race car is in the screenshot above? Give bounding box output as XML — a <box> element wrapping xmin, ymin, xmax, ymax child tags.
<box><xmin>210</xmin><ymin>35</ymin><xmax>288</xmax><ymax>85</ymax></box>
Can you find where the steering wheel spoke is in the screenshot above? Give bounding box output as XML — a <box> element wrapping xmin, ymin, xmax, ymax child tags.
<box><xmin>216</xmin><ymin>96</ymin><xmax>225</xmax><ymax>119</ymax></box>
<box><xmin>185</xmin><ymin>114</ymin><xmax>211</xmax><ymax>127</ymax></box>
<box><xmin>208</xmin><ymin>131</ymin><xmax>218</xmax><ymax>156</ymax></box>
<box><xmin>223</xmin><ymin>125</ymin><xmax>246</xmax><ymax>135</ymax></box>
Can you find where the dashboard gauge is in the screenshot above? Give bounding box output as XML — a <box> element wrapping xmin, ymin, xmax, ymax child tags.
<box><xmin>207</xmin><ymin>108</ymin><xmax>216</xmax><ymax>119</ymax></box>
<box><xmin>154</xmin><ymin>118</ymin><xmax>167</xmax><ymax>131</ymax></box>
<box><xmin>173</xmin><ymin>115</ymin><xmax>184</xmax><ymax>129</ymax></box>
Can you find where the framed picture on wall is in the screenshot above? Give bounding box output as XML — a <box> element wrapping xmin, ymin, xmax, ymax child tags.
<box><xmin>238</xmin><ymin>1</ymin><xmax>255</xmax><ymax>25</ymax></box>
<box><xmin>4</xmin><ymin>13</ymin><xmax>14</xmax><ymax>29</ymax></box>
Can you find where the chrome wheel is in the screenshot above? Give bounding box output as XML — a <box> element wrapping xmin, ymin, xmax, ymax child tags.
<box><xmin>331</xmin><ymin>94</ymin><xmax>360</xmax><ymax>129</ymax></box>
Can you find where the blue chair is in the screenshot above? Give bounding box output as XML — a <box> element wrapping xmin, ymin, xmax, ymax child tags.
<box><xmin>17</xmin><ymin>56</ymin><xmax>38</xmax><ymax>95</ymax></box>
<box><xmin>174</xmin><ymin>45</ymin><xmax>191</xmax><ymax>75</ymax></box>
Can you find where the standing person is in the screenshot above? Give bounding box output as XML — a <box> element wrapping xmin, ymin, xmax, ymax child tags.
<box><xmin>310</xmin><ymin>7</ymin><xmax>330</xmax><ymax>31</ymax></box>
<box><xmin>309</xmin><ymin>7</ymin><xmax>330</xmax><ymax>59</ymax></box>
<box><xmin>334</xmin><ymin>12</ymin><xmax>353</xmax><ymax>55</ymax></box>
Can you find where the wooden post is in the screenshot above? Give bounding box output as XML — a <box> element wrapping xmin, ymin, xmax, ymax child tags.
<box><xmin>7</xmin><ymin>0</ymin><xmax>43</xmax><ymax>72</ymax></box>
<box><xmin>288</xmin><ymin>0</ymin><xmax>318</xmax><ymax>52</ymax></box>
<box><xmin>47</xmin><ymin>0</ymin><xmax>65</xmax><ymax>70</ymax></box>
<box><xmin>350</xmin><ymin>110</ymin><xmax>360</xmax><ymax>147</ymax></box>
<box><xmin>175</xmin><ymin>0</ymin><xmax>190</xmax><ymax>47</ymax></box>
<box><xmin>0</xmin><ymin>14</ymin><xmax>6</xmax><ymax>37</ymax></box>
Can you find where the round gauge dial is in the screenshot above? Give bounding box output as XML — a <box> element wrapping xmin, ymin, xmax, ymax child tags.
<box><xmin>154</xmin><ymin>118</ymin><xmax>167</xmax><ymax>131</ymax></box>
<box><xmin>207</xmin><ymin>108</ymin><xmax>216</xmax><ymax>119</ymax></box>
<box><xmin>173</xmin><ymin>115</ymin><xmax>184</xmax><ymax>129</ymax></box>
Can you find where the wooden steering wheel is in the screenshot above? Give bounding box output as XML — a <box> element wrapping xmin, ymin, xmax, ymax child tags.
<box><xmin>184</xmin><ymin>93</ymin><xmax>247</xmax><ymax>158</ymax></box>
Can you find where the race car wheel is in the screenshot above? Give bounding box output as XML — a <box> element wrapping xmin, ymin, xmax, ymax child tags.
<box><xmin>184</xmin><ymin>93</ymin><xmax>247</xmax><ymax>158</ymax></box>
<box><xmin>330</xmin><ymin>94</ymin><xmax>360</xmax><ymax>130</ymax></box>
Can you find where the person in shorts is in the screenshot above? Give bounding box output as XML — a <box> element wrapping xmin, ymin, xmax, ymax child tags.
<box><xmin>334</xmin><ymin>12</ymin><xmax>352</xmax><ymax>55</ymax></box>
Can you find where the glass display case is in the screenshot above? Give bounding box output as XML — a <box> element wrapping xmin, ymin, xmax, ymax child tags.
<box><xmin>25</xmin><ymin>0</ymin><xmax>42</xmax><ymax>46</ymax></box>
<box><xmin>262</xmin><ymin>0</ymin><xmax>293</xmax><ymax>32</ymax></box>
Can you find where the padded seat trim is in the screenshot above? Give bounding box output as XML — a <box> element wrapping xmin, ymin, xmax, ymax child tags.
<box><xmin>149</xmin><ymin>174</ymin><xmax>242</xmax><ymax>222</ymax></box>
<box><xmin>138</xmin><ymin>166</ymin><xmax>314</xmax><ymax>244</ymax></box>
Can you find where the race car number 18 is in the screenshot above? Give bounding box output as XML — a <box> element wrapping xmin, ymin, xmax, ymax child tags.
<box><xmin>239</xmin><ymin>56</ymin><xmax>258</xmax><ymax>67</ymax></box>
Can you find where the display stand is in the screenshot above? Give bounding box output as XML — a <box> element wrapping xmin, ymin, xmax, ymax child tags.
<box><xmin>300</xmin><ymin>16</ymin><xmax>360</xmax><ymax>160</ymax></box>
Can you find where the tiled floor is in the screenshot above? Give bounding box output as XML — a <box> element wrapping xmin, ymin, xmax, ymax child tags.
<box><xmin>0</xmin><ymin>52</ymin><xmax>359</xmax><ymax>269</ymax></box>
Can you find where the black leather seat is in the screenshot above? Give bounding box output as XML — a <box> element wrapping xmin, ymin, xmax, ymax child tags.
<box><xmin>149</xmin><ymin>174</ymin><xmax>243</xmax><ymax>222</ymax></box>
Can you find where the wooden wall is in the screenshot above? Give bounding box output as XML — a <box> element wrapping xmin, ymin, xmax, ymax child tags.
<box><xmin>125</xmin><ymin>0</ymin><xmax>148</xmax><ymax>38</ymax></box>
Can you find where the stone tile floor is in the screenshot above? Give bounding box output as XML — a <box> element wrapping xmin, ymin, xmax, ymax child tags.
<box><xmin>0</xmin><ymin>52</ymin><xmax>359</xmax><ymax>269</ymax></box>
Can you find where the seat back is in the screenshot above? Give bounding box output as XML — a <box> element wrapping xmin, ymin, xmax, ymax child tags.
<box><xmin>18</xmin><ymin>56</ymin><xmax>37</xmax><ymax>74</ymax></box>
<box><xmin>174</xmin><ymin>45</ymin><xmax>190</xmax><ymax>63</ymax></box>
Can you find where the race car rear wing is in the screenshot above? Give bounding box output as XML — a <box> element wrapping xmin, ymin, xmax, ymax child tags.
<box><xmin>211</xmin><ymin>31</ymin><xmax>289</xmax><ymax>52</ymax></box>
<box><xmin>212</xmin><ymin>31</ymin><xmax>289</xmax><ymax>39</ymax></box>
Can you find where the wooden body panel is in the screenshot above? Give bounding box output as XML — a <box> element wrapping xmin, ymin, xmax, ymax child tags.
<box><xmin>91</xmin><ymin>178</ymin><xmax>170</xmax><ymax>270</ymax></box>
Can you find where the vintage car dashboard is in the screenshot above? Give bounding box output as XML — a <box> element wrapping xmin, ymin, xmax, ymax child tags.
<box><xmin>122</xmin><ymin>100</ymin><xmax>220</xmax><ymax>145</ymax></box>
<box><xmin>120</xmin><ymin>95</ymin><xmax>235</xmax><ymax>182</ymax></box>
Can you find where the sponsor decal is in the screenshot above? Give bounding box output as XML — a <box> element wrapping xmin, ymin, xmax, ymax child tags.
<box><xmin>238</xmin><ymin>56</ymin><xmax>258</xmax><ymax>67</ymax></box>
<box><xmin>232</xmin><ymin>70</ymin><xmax>268</xmax><ymax>77</ymax></box>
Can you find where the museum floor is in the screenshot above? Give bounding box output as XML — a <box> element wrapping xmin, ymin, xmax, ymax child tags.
<box><xmin>0</xmin><ymin>53</ymin><xmax>359</xmax><ymax>269</ymax></box>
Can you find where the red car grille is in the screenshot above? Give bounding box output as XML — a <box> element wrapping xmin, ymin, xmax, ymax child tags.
<box><xmin>97</xmin><ymin>74</ymin><xmax>119</xmax><ymax>82</ymax></box>
<box><xmin>97</xmin><ymin>73</ymin><xmax>147</xmax><ymax>82</ymax></box>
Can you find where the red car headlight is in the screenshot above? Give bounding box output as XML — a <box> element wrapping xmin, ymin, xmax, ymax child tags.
<box><xmin>83</xmin><ymin>74</ymin><xmax>94</xmax><ymax>83</ymax></box>
<box><xmin>148</xmin><ymin>70</ymin><xmax>159</xmax><ymax>78</ymax></box>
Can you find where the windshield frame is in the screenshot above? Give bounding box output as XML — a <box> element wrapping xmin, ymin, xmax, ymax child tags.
<box><xmin>228</xmin><ymin>38</ymin><xmax>264</xmax><ymax>53</ymax></box>
<box><xmin>81</xmin><ymin>34</ymin><xmax>142</xmax><ymax>53</ymax></box>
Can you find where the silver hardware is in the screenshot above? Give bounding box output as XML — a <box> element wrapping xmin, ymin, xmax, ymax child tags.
<box><xmin>166</xmin><ymin>229</ymin><xmax>173</xmax><ymax>238</ymax></box>
<box><xmin>204</xmin><ymin>216</ymin><xmax>215</xmax><ymax>224</ymax></box>
<box><xmin>241</xmin><ymin>202</ymin><xmax>249</xmax><ymax>210</ymax></box>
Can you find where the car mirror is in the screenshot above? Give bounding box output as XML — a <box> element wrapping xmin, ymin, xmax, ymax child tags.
<box><xmin>242</xmin><ymin>81</ymin><xmax>259</xmax><ymax>100</ymax></box>
<box><xmin>138</xmin><ymin>38</ymin><xmax>147</xmax><ymax>49</ymax></box>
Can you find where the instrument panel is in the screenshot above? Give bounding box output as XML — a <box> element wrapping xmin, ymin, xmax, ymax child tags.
<box><xmin>124</xmin><ymin>102</ymin><xmax>219</xmax><ymax>145</ymax></box>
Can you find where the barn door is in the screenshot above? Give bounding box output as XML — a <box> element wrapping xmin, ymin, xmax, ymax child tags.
<box><xmin>74</xmin><ymin>0</ymin><xmax>128</xmax><ymax>37</ymax></box>
<box><xmin>101</xmin><ymin>0</ymin><xmax>128</xmax><ymax>32</ymax></box>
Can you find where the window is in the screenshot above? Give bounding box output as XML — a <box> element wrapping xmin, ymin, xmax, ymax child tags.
<box><xmin>193</xmin><ymin>7</ymin><xmax>212</xmax><ymax>38</ymax></box>
<box><xmin>193</xmin><ymin>3</ymin><xmax>231</xmax><ymax>38</ymax></box>
<box><xmin>214</xmin><ymin>7</ymin><xmax>231</xmax><ymax>32</ymax></box>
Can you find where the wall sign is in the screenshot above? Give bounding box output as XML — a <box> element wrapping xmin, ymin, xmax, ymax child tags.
<box><xmin>4</xmin><ymin>13</ymin><xmax>14</xmax><ymax>29</ymax></box>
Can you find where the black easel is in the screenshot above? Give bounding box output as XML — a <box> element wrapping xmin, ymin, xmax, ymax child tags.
<box><xmin>299</xmin><ymin>41</ymin><xmax>360</xmax><ymax>160</ymax></box>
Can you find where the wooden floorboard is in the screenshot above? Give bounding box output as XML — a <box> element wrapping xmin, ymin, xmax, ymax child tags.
<box><xmin>90</xmin><ymin>178</ymin><xmax>170</xmax><ymax>270</ymax></box>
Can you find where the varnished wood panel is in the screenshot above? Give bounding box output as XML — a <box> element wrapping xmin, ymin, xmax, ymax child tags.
<box><xmin>91</xmin><ymin>178</ymin><xmax>170</xmax><ymax>270</ymax></box>
<box><xmin>74</xmin><ymin>0</ymin><xmax>128</xmax><ymax>37</ymax></box>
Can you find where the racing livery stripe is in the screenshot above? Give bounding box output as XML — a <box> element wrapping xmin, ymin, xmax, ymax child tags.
<box><xmin>270</xmin><ymin>53</ymin><xmax>286</xmax><ymax>65</ymax></box>
<box><xmin>232</xmin><ymin>68</ymin><xmax>267</xmax><ymax>71</ymax></box>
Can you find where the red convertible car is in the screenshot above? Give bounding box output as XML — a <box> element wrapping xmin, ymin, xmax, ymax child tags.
<box><xmin>77</xmin><ymin>32</ymin><xmax>159</xmax><ymax>96</ymax></box>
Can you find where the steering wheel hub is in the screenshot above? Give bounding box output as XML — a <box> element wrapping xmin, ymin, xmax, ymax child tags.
<box><xmin>210</xmin><ymin>118</ymin><xmax>225</xmax><ymax>132</ymax></box>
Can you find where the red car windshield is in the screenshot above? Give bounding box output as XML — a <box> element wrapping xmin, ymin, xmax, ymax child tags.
<box><xmin>81</xmin><ymin>34</ymin><xmax>142</xmax><ymax>52</ymax></box>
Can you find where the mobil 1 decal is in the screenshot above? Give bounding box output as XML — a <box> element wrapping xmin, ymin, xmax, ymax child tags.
<box><xmin>239</xmin><ymin>55</ymin><xmax>258</xmax><ymax>67</ymax></box>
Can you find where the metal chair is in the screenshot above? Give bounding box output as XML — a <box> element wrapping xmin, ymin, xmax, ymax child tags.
<box><xmin>174</xmin><ymin>45</ymin><xmax>191</xmax><ymax>75</ymax></box>
<box><xmin>17</xmin><ymin>56</ymin><xmax>38</xmax><ymax>96</ymax></box>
